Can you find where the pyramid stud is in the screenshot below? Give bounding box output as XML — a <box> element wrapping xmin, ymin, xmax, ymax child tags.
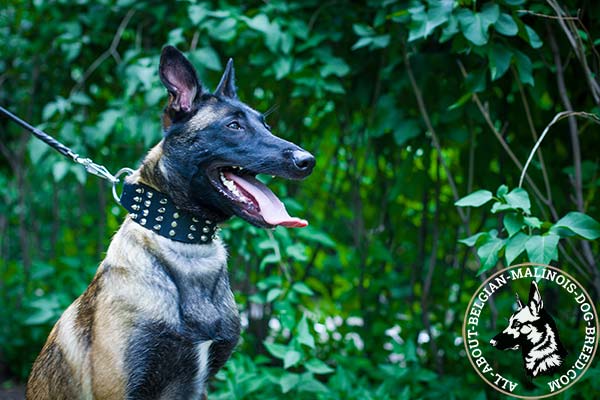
<box><xmin>134</xmin><ymin>196</ymin><xmax>142</xmax><ymax>203</ymax></box>
<box><xmin>171</xmin><ymin>221</ymin><xmax>177</xmax><ymax>228</ymax></box>
<box><xmin>146</xmin><ymin>192</ymin><xmax>153</xmax><ymax>198</ymax></box>
<box><xmin>156</xmin><ymin>216</ymin><xmax>163</xmax><ymax>222</ymax></box>
<box><xmin>130</xmin><ymin>213</ymin><xmax>138</xmax><ymax>219</ymax></box>
<box><xmin>205</xmin><ymin>220</ymin><xmax>212</xmax><ymax>225</ymax></box>
<box><xmin>201</xmin><ymin>235</ymin><xmax>208</xmax><ymax>242</ymax></box>
<box><xmin>158</xmin><ymin>207</ymin><xmax>165</xmax><ymax>213</ymax></box>
<box><xmin>142</xmin><ymin>209</ymin><xmax>149</xmax><ymax>216</ymax></box>
<box><xmin>140</xmin><ymin>218</ymin><xmax>147</xmax><ymax>226</ymax></box>
<box><xmin>202</xmin><ymin>226</ymin><xmax>210</xmax><ymax>233</ymax></box>
<box><xmin>160</xmin><ymin>198</ymin><xmax>167</xmax><ymax>204</ymax></box>
<box><xmin>192</xmin><ymin>217</ymin><xmax>199</xmax><ymax>223</ymax></box>
<box><xmin>154</xmin><ymin>224</ymin><xmax>161</xmax><ymax>230</ymax></box>
<box><xmin>144</xmin><ymin>200</ymin><xmax>151</xmax><ymax>207</ymax></box>
<box><xmin>173</xmin><ymin>212</ymin><xmax>180</xmax><ymax>219</ymax></box>
<box><xmin>136</xmin><ymin>187</ymin><xmax>144</xmax><ymax>194</ymax></box>
<box><xmin>169</xmin><ymin>230</ymin><xmax>176</xmax><ymax>237</ymax></box>
<box><xmin>188</xmin><ymin>233</ymin><xmax>195</xmax><ymax>240</ymax></box>
<box><xmin>190</xmin><ymin>225</ymin><xmax>196</xmax><ymax>231</ymax></box>
<box><xmin>132</xmin><ymin>205</ymin><xmax>140</xmax><ymax>211</ymax></box>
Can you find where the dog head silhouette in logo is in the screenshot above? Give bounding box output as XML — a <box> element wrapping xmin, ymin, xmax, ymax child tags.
<box><xmin>489</xmin><ymin>281</ymin><xmax>567</xmax><ymax>377</ymax></box>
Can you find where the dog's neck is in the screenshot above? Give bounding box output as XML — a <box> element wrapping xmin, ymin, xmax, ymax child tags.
<box><xmin>120</xmin><ymin>181</ymin><xmax>217</xmax><ymax>244</ymax></box>
<box><xmin>121</xmin><ymin>144</ymin><xmax>221</xmax><ymax>245</ymax></box>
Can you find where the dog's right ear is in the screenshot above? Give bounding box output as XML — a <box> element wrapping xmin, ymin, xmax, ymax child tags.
<box><xmin>159</xmin><ymin>46</ymin><xmax>202</xmax><ymax>114</ymax></box>
<box><xmin>527</xmin><ymin>281</ymin><xmax>543</xmax><ymax>316</ymax></box>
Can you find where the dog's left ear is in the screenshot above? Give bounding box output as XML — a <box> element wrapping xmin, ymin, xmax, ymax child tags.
<box><xmin>515</xmin><ymin>293</ymin><xmax>524</xmax><ymax>310</ymax></box>
<box><xmin>527</xmin><ymin>281</ymin><xmax>543</xmax><ymax>316</ymax></box>
<box><xmin>159</xmin><ymin>45</ymin><xmax>202</xmax><ymax>114</ymax></box>
<box><xmin>214</xmin><ymin>58</ymin><xmax>237</xmax><ymax>99</ymax></box>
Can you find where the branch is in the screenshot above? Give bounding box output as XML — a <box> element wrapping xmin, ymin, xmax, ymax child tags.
<box><xmin>546</xmin><ymin>0</ymin><xmax>600</xmax><ymax>105</ymax></box>
<box><xmin>70</xmin><ymin>9</ymin><xmax>136</xmax><ymax>95</ymax></box>
<box><xmin>512</xmin><ymin>66</ymin><xmax>553</xmax><ymax>203</ymax></box>
<box><xmin>456</xmin><ymin>60</ymin><xmax>554</xmax><ymax>216</ymax></box>
<box><xmin>404</xmin><ymin>47</ymin><xmax>468</xmax><ymax>225</ymax></box>
<box><xmin>518</xmin><ymin>111</ymin><xmax>600</xmax><ymax>189</ymax></box>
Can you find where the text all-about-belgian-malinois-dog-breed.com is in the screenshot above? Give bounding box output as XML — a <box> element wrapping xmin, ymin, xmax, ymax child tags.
<box><xmin>26</xmin><ymin>45</ymin><xmax>315</xmax><ymax>400</ymax></box>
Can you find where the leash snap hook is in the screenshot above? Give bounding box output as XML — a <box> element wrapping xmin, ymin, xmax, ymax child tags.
<box><xmin>112</xmin><ymin>168</ymin><xmax>135</xmax><ymax>204</ymax></box>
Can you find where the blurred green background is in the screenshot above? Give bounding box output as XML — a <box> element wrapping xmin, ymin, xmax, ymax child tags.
<box><xmin>1</xmin><ymin>0</ymin><xmax>599</xmax><ymax>398</ymax></box>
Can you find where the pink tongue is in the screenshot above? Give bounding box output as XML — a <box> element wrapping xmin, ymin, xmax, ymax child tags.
<box><xmin>224</xmin><ymin>172</ymin><xmax>308</xmax><ymax>228</ymax></box>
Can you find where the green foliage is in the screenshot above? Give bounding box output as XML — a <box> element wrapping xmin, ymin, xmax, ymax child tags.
<box><xmin>1</xmin><ymin>0</ymin><xmax>599</xmax><ymax>398</ymax></box>
<box><xmin>457</xmin><ymin>185</ymin><xmax>600</xmax><ymax>273</ymax></box>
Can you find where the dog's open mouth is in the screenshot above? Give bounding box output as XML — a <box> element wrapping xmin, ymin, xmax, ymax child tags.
<box><xmin>210</xmin><ymin>166</ymin><xmax>308</xmax><ymax>228</ymax></box>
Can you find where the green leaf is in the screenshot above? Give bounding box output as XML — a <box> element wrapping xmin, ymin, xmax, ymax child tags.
<box><xmin>305</xmin><ymin>358</ymin><xmax>334</xmax><ymax>374</ymax></box>
<box><xmin>550</xmin><ymin>212</ymin><xmax>600</xmax><ymax>240</ymax></box>
<box><xmin>284</xmin><ymin>350</ymin><xmax>302</xmax><ymax>369</ymax></box>
<box><xmin>504</xmin><ymin>213</ymin><xmax>523</xmax><ymax>237</ymax></box>
<box><xmin>494</xmin><ymin>13</ymin><xmax>518</xmax><ymax>36</ymax></box>
<box><xmin>394</xmin><ymin>119</ymin><xmax>420</xmax><ymax>146</ymax></box>
<box><xmin>264</xmin><ymin>342</ymin><xmax>288</xmax><ymax>359</ymax></box>
<box><xmin>524</xmin><ymin>216</ymin><xmax>542</xmax><ymax>229</ymax></box>
<box><xmin>280</xmin><ymin>372</ymin><xmax>300</xmax><ymax>393</ymax></box>
<box><xmin>296</xmin><ymin>227</ymin><xmax>335</xmax><ymax>248</ymax></box>
<box><xmin>477</xmin><ymin>237</ymin><xmax>505</xmax><ymax>274</ymax></box>
<box><xmin>52</xmin><ymin>161</ymin><xmax>70</xmax><ymax>182</ymax></box>
<box><xmin>352</xmin><ymin>23</ymin><xmax>375</xmax><ymax>37</ymax></box>
<box><xmin>525</xmin><ymin>234</ymin><xmax>559</xmax><ymax>264</ymax></box>
<box><xmin>370</xmin><ymin>35</ymin><xmax>390</xmax><ymax>49</ymax></box>
<box><xmin>459</xmin><ymin>232</ymin><xmax>489</xmax><ymax>247</ymax></box>
<box><xmin>292</xmin><ymin>282</ymin><xmax>314</xmax><ymax>296</ymax></box>
<box><xmin>273</xmin><ymin>57</ymin><xmax>292</xmax><ymax>80</ymax></box>
<box><xmin>245</xmin><ymin>14</ymin><xmax>271</xmax><ymax>33</ymax></box>
<box><xmin>496</xmin><ymin>184</ymin><xmax>509</xmax><ymax>197</ymax></box>
<box><xmin>266</xmin><ymin>288</ymin><xmax>282</xmax><ymax>303</ymax></box>
<box><xmin>321</xmin><ymin>57</ymin><xmax>350</xmax><ymax>77</ymax></box>
<box><xmin>489</xmin><ymin>44</ymin><xmax>512</xmax><ymax>80</ymax></box>
<box><xmin>188</xmin><ymin>4</ymin><xmax>209</xmax><ymax>25</ymax></box>
<box><xmin>504</xmin><ymin>187</ymin><xmax>531</xmax><ymax>213</ymax></box>
<box><xmin>408</xmin><ymin>2</ymin><xmax>452</xmax><ymax>42</ymax></box>
<box><xmin>455</xmin><ymin>190</ymin><xmax>493</xmax><ymax>207</ymax></box>
<box><xmin>456</xmin><ymin>3</ymin><xmax>499</xmax><ymax>46</ymax></box>
<box><xmin>297</xmin><ymin>373</ymin><xmax>330</xmax><ymax>393</ymax></box>
<box><xmin>351</xmin><ymin>37</ymin><xmax>372</xmax><ymax>50</ymax></box>
<box><xmin>524</xmin><ymin>25</ymin><xmax>543</xmax><ymax>48</ymax></box>
<box><xmin>505</xmin><ymin>232</ymin><xmax>529</xmax><ymax>264</ymax></box>
<box><xmin>191</xmin><ymin>47</ymin><xmax>222</xmax><ymax>71</ymax></box>
<box><xmin>513</xmin><ymin>50</ymin><xmax>534</xmax><ymax>86</ymax></box>
<box><xmin>297</xmin><ymin>315</ymin><xmax>315</xmax><ymax>348</ymax></box>
<box><xmin>28</xmin><ymin>138</ymin><xmax>49</xmax><ymax>164</ymax></box>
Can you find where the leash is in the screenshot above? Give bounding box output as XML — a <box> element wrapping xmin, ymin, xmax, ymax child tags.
<box><xmin>0</xmin><ymin>105</ymin><xmax>133</xmax><ymax>203</ymax></box>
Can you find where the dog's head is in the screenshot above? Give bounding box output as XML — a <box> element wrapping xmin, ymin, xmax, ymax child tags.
<box><xmin>150</xmin><ymin>45</ymin><xmax>315</xmax><ymax>228</ymax></box>
<box><xmin>489</xmin><ymin>281</ymin><xmax>545</xmax><ymax>351</ymax></box>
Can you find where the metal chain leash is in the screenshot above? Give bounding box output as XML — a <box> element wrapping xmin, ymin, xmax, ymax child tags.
<box><xmin>0</xmin><ymin>105</ymin><xmax>132</xmax><ymax>203</ymax></box>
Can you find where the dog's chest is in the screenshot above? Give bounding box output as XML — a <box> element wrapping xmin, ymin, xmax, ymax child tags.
<box><xmin>120</xmin><ymin>236</ymin><xmax>241</xmax><ymax>398</ymax></box>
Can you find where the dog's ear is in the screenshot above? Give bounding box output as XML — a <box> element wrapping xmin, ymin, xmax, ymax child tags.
<box><xmin>527</xmin><ymin>281</ymin><xmax>543</xmax><ymax>316</ymax></box>
<box><xmin>159</xmin><ymin>45</ymin><xmax>202</xmax><ymax>114</ymax></box>
<box><xmin>214</xmin><ymin>58</ymin><xmax>237</xmax><ymax>99</ymax></box>
<box><xmin>515</xmin><ymin>293</ymin><xmax>524</xmax><ymax>310</ymax></box>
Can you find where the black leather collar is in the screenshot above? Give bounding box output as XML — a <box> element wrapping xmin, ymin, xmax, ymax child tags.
<box><xmin>120</xmin><ymin>182</ymin><xmax>217</xmax><ymax>244</ymax></box>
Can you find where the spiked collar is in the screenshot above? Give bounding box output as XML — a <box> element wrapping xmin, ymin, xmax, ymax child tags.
<box><xmin>120</xmin><ymin>182</ymin><xmax>217</xmax><ymax>244</ymax></box>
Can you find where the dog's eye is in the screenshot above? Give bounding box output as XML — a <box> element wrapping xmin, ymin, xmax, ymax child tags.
<box><xmin>227</xmin><ymin>121</ymin><xmax>243</xmax><ymax>130</ymax></box>
<box><xmin>513</xmin><ymin>322</ymin><xmax>521</xmax><ymax>329</ymax></box>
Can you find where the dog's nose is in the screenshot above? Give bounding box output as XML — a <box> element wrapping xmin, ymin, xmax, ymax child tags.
<box><xmin>291</xmin><ymin>150</ymin><xmax>315</xmax><ymax>172</ymax></box>
<box><xmin>490</xmin><ymin>339</ymin><xmax>497</xmax><ymax>347</ymax></box>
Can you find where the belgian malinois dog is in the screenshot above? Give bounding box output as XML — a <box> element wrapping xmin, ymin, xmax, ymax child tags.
<box><xmin>490</xmin><ymin>281</ymin><xmax>567</xmax><ymax>377</ymax></box>
<box><xmin>26</xmin><ymin>45</ymin><xmax>315</xmax><ymax>399</ymax></box>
